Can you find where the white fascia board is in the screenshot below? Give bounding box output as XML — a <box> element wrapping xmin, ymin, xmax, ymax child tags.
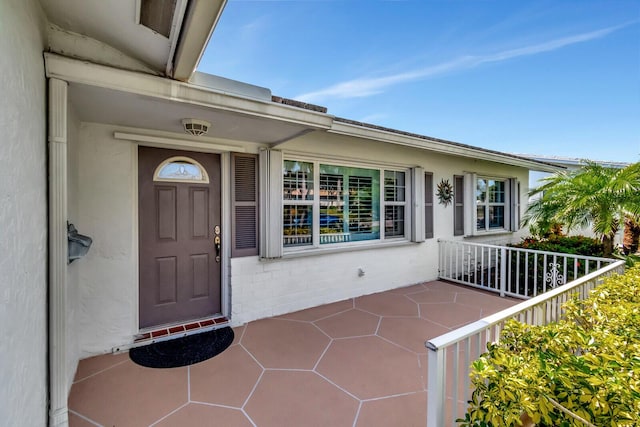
<box><xmin>44</xmin><ymin>53</ymin><xmax>333</xmax><ymax>130</ymax></box>
<box><xmin>172</xmin><ymin>0</ymin><xmax>227</xmax><ymax>81</ymax></box>
<box><xmin>329</xmin><ymin>121</ymin><xmax>563</xmax><ymax>173</ymax></box>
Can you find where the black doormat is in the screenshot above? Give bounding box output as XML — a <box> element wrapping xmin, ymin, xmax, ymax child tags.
<box><xmin>129</xmin><ymin>327</ymin><xmax>234</xmax><ymax>369</ymax></box>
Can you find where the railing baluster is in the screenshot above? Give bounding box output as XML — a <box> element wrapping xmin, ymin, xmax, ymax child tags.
<box><xmin>524</xmin><ymin>252</ymin><xmax>529</xmax><ymax>297</ymax></box>
<box><xmin>480</xmin><ymin>248</ymin><xmax>485</xmax><ymax>287</ymax></box>
<box><xmin>533</xmin><ymin>253</ymin><xmax>538</xmax><ymax>297</ymax></box>
<box><xmin>515</xmin><ymin>249</ymin><xmax>521</xmax><ymax>295</ymax></box>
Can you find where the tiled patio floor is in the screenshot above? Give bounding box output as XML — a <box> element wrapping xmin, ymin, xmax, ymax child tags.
<box><xmin>68</xmin><ymin>281</ymin><xmax>519</xmax><ymax>427</ymax></box>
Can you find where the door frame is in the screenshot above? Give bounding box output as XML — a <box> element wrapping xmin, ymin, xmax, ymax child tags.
<box><xmin>131</xmin><ymin>139</ymin><xmax>233</xmax><ymax>332</ymax></box>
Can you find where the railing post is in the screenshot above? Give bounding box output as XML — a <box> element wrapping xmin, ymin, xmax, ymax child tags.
<box><xmin>427</xmin><ymin>343</ymin><xmax>445</xmax><ymax>427</ymax></box>
<box><xmin>499</xmin><ymin>247</ymin><xmax>507</xmax><ymax>297</ymax></box>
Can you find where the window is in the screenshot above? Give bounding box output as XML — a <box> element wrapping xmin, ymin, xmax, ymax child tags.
<box><xmin>384</xmin><ymin>171</ymin><xmax>405</xmax><ymax>237</ymax></box>
<box><xmin>283</xmin><ymin>161</ymin><xmax>314</xmax><ymax>246</ymax></box>
<box><xmin>476</xmin><ymin>178</ymin><xmax>506</xmax><ymax>231</ymax></box>
<box><xmin>153</xmin><ymin>156</ymin><xmax>209</xmax><ymax>183</ymax></box>
<box><xmin>282</xmin><ymin>159</ymin><xmax>409</xmax><ymax>249</ymax></box>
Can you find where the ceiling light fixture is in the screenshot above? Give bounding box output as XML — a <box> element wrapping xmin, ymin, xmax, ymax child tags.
<box><xmin>181</xmin><ymin>118</ymin><xmax>210</xmax><ymax>136</ymax></box>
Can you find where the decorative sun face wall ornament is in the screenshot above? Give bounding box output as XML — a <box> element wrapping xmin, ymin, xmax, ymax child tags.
<box><xmin>437</xmin><ymin>178</ymin><xmax>454</xmax><ymax>206</ymax></box>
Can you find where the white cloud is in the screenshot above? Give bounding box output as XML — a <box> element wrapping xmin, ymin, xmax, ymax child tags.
<box><xmin>296</xmin><ymin>23</ymin><xmax>632</xmax><ymax>104</ymax></box>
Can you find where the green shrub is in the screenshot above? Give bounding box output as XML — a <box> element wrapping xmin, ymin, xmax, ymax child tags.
<box><xmin>459</xmin><ymin>265</ymin><xmax>640</xmax><ymax>427</ymax></box>
<box><xmin>512</xmin><ymin>235</ymin><xmax>605</xmax><ymax>258</ymax></box>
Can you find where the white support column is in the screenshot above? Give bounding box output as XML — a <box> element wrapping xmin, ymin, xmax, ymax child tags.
<box><xmin>48</xmin><ymin>78</ymin><xmax>69</xmax><ymax>427</ymax></box>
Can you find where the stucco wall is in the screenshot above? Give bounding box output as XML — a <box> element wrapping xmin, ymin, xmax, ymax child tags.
<box><xmin>75</xmin><ymin>123</ymin><xmax>138</xmax><ymax>356</ymax></box>
<box><xmin>0</xmin><ymin>0</ymin><xmax>48</xmax><ymax>425</ymax></box>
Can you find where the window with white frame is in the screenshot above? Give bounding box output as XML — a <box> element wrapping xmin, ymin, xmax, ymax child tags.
<box><xmin>470</xmin><ymin>175</ymin><xmax>519</xmax><ymax>233</ymax></box>
<box><xmin>282</xmin><ymin>159</ymin><xmax>410</xmax><ymax>249</ymax></box>
<box><xmin>476</xmin><ymin>178</ymin><xmax>506</xmax><ymax>231</ymax></box>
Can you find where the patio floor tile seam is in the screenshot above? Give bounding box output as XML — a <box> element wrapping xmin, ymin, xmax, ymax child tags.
<box><xmin>359</xmin><ymin>390</ymin><xmax>426</xmax><ymax>403</ymax></box>
<box><xmin>310</xmin><ymin>320</ymin><xmax>335</xmax><ymax>340</ymax></box>
<box><xmin>351</xmin><ymin>401</ymin><xmax>363</xmax><ymax>427</ymax></box>
<box><xmin>374</xmin><ymin>316</ymin><xmax>383</xmax><ymax>334</ymax></box>
<box><xmin>72</xmin><ymin>359</ymin><xmax>129</xmax><ymax>385</ymax></box>
<box><xmin>374</xmin><ymin>334</ymin><xmax>426</xmax><ymax>356</ymax></box>
<box><xmin>240</xmin><ymin>369</ymin><xmax>266</xmax><ymax>409</ymax></box>
<box><xmin>418</xmin><ymin>314</ymin><xmax>459</xmax><ymax>331</ymax></box>
<box><xmin>187</xmin><ymin>400</ymin><xmax>246</xmax><ymax>411</ymax></box>
<box><xmin>68</xmin><ymin>409</ymin><xmax>102</xmax><ymax>427</ymax></box>
<box><xmin>331</xmin><ymin>333</ymin><xmax>377</xmax><ymax>341</ymax></box>
<box><xmin>313</xmin><ymin>339</ymin><xmax>335</xmax><ymax>370</ymax></box>
<box><xmin>148</xmin><ymin>401</ymin><xmax>189</xmax><ymax>427</ymax></box>
<box><xmin>312</xmin><ymin>370</ymin><xmax>363</xmax><ymax>402</ymax></box>
<box><xmin>237</xmin><ymin>343</ymin><xmax>267</xmax><ymax>370</ymax></box>
<box><xmin>310</xmin><ymin>305</ymin><xmax>357</xmax><ymax>322</ymax></box>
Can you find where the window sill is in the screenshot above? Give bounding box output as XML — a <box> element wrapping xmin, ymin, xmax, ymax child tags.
<box><xmin>266</xmin><ymin>239</ymin><xmax>419</xmax><ymax>260</ymax></box>
<box><xmin>464</xmin><ymin>230</ymin><xmax>514</xmax><ymax>238</ymax></box>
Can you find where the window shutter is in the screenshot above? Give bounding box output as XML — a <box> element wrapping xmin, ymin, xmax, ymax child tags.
<box><xmin>510</xmin><ymin>178</ymin><xmax>520</xmax><ymax>231</ymax></box>
<box><xmin>424</xmin><ymin>172</ymin><xmax>434</xmax><ymax>239</ymax></box>
<box><xmin>410</xmin><ymin>167</ymin><xmax>425</xmax><ymax>242</ymax></box>
<box><xmin>259</xmin><ymin>149</ymin><xmax>283</xmax><ymax>259</ymax></box>
<box><xmin>453</xmin><ymin>175</ymin><xmax>464</xmax><ymax>236</ymax></box>
<box><xmin>231</xmin><ymin>154</ymin><xmax>259</xmax><ymax>257</ymax></box>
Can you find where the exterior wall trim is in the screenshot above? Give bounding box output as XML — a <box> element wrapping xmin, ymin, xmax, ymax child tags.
<box><xmin>48</xmin><ymin>78</ymin><xmax>69</xmax><ymax>427</ymax></box>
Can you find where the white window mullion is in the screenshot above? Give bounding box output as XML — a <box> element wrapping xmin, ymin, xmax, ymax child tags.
<box><xmin>312</xmin><ymin>161</ymin><xmax>320</xmax><ymax>247</ymax></box>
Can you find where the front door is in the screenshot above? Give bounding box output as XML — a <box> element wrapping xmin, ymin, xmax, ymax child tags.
<box><xmin>138</xmin><ymin>147</ymin><xmax>221</xmax><ymax>329</ymax></box>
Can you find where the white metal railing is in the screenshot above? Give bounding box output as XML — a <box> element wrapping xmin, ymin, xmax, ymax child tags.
<box><xmin>426</xmin><ymin>260</ymin><xmax>625</xmax><ymax>426</ymax></box>
<box><xmin>438</xmin><ymin>239</ymin><xmax>617</xmax><ymax>299</ymax></box>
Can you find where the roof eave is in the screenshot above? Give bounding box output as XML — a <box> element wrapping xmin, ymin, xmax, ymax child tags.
<box><xmin>44</xmin><ymin>53</ymin><xmax>333</xmax><ymax>130</ymax></box>
<box><xmin>329</xmin><ymin>120</ymin><xmax>564</xmax><ymax>172</ymax></box>
<box><xmin>170</xmin><ymin>0</ymin><xmax>227</xmax><ymax>82</ymax></box>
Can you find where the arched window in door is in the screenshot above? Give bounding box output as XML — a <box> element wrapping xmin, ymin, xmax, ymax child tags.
<box><xmin>153</xmin><ymin>156</ymin><xmax>210</xmax><ymax>183</ymax></box>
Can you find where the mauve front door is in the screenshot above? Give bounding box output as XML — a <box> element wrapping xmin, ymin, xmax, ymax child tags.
<box><xmin>138</xmin><ymin>147</ymin><xmax>221</xmax><ymax>329</ymax></box>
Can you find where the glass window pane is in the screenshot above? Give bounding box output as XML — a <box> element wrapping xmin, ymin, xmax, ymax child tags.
<box><xmin>283</xmin><ymin>161</ymin><xmax>314</xmax><ymax>201</ymax></box>
<box><xmin>476</xmin><ymin>179</ymin><xmax>486</xmax><ymax>203</ymax></box>
<box><xmin>156</xmin><ymin>161</ymin><xmax>204</xmax><ymax>181</ymax></box>
<box><xmin>488</xmin><ymin>180</ymin><xmax>505</xmax><ymax>203</ymax></box>
<box><xmin>320</xmin><ymin>173</ymin><xmax>346</xmax><ymax>244</ymax></box>
<box><xmin>320</xmin><ymin>164</ymin><xmax>380</xmax><ymax>243</ymax></box>
<box><xmin>384</xmin><ymin>170</ymin><xmax>406</xmax><ymax>202</ymax></box>
<box><xmin>385</xmin><ymin>205</ymin><xmax>405</xmax><ymax>237</ymax></box>
<box><xmin>476</xmin><ymin>206</ymin><xmax>486</xmax><ymax>230</ymax></box>
<box><xmin>489</xmin><ymin>206</ymin><xmax>504</xmax><ymax>229</ymax></box>
<box><xmin>349</xmin><ymin>176</ymin><xmax>374</xmax><ymax>234</ymax></box>
<box><xmin>283</xmin><ymin>205</ymin><xmax>312</xmax><ymax>247</ymax></box>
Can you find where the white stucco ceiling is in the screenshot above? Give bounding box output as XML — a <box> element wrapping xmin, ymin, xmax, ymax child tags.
<box><xmin>68</xmin><ymin>83</ymin><xmax>315</xmax><ymax>144</ymax></box>
<box><xmin>40</xmin><ymin>0</ymin><xmax>173</xmax><ymax>71</ymax></box>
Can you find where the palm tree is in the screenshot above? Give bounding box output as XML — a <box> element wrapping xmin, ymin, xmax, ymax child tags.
<box><xmin>523</xmin><ymin>161</ymin><xmax>640</xmax><ymax>257</ymax></box>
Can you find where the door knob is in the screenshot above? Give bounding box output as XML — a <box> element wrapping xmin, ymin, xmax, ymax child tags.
<box><xmin>214</xmin><ymin>227</ymin><xmax>221</xmax><ymax>262</ymax></box>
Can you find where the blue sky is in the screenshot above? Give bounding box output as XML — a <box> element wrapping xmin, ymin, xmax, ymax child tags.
<box><xmin>199</xmin><ymin>1</ymin><xmax>640</xmax><ymax>163</ymax></box>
